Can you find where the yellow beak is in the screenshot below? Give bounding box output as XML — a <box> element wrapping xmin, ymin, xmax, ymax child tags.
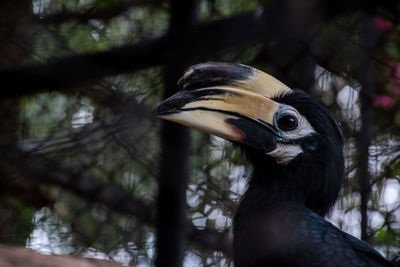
<box><xmin>153</xmin><ymin>62</ymin><xmax>291</xmax><ymax>148</ymax></box>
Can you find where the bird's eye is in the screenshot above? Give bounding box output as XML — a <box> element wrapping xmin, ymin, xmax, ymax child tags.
<box><xmin>277</xmin><ymin>114</ymin><xmax>298</xmax><ymax>131</ymax></box>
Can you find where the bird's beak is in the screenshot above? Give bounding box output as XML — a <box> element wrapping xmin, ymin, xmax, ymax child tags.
<box><xmin>152</xmin><ymin>62</ymin><xmax>292</xmax><ymax>152</ymax></box>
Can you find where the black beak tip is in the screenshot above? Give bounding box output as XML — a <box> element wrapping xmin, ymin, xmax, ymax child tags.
<box><xmin>151</xmin><ymin>103</ymin><xmax>169</xmax><ymax>117</ymax></box>
<box><xmin>152</xmin><ymin>90</ymin><xmax>193</xmax><ymax>117</ymax></box>
<box><xmin>152</xmin><ymin>97</ymin><xmax>182</xmax><ymax>117</ymax></box>
<box><xmin>151</xmin><ymin>108</ymin><xmax>161</xmax><ymax>117</ymax></box>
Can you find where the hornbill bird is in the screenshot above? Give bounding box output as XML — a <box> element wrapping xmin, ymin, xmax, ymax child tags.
<box><xmin>153</xmin><ymin>62</ymin><xmax>395</xmax><ymax>266</ymax></box>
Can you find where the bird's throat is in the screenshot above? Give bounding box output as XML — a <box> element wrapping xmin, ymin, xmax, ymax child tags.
<box><xmin>237</xmin><ymin>165</ymin><xmax>306</xmax><ymax>216</ymax></box>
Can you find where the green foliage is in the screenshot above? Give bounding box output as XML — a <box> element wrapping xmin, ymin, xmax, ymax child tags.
<box><xmin>2</xmin><ymin>201</ymin><xmax>35</xmax><ymax>246</ymax></box>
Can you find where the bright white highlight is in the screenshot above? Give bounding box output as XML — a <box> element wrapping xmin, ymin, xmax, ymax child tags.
<box><xmin>71</xmin><ymin>106</ymin><xmax>94</xmax><ymax>128</ymax></box>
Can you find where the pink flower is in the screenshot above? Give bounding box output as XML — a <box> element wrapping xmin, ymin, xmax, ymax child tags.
<box><xmin>372</xmin><ymin>94</ymin><xmax>395</xmax><ymax>109</ymax></box>
<box><xmin>374</xmin><ymin>16</ymin><xmax>396</xmax><ymax>39</ymax></box>
<box><xmin>374</xmin><ymin>16</ymin><xmax>393</xmax><ymax>33</ymax></box>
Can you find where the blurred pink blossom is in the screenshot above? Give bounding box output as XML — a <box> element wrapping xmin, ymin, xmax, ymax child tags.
<box><xmin>374</xmin><ymin>16</ymin><xmax>393</xmax><ymax>33</ymax></box>
<box><xmin>374</xmin><ymin>16</ymin><xmax>396</xmax><ymax>39</ymax></box>
<box><xmin>372</xmin><ymin>94</ymin><xmax>395</xmax><ymax>109</ymax></box>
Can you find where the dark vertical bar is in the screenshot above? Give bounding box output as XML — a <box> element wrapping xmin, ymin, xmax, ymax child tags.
<box><xmin>267</xmin><ymin>43</ymin><xmax>316</xmax><ymax>93</ymax></box>
<box><xmin>255</xmin><ymin>0</ymin><xmax>317</xmax><ymax>93</ymax></box>
<box><xmin>155</xmin><ymin>1</ymin><xmax>198</xmax><ymax>266</ymax></box>
<box><xmin>0</xmin><ymin>0</ymin><xmax>34</xmax><ymax>244</ymax></box>
<box><xmin>357</xmin><ymin>15</ymin><xmax>376</xmax><ymax>242</ymax></box>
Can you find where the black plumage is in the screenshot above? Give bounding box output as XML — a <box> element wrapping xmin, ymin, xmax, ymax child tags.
<box><xmin>233</xmin><ymin>90</ymin><xmax>391</xmax><ymax>267</ymax></box>
<box><xmin>153</xmin><ymin>62</ymin><xmax>397</xmax><ymax>267</ymax></box>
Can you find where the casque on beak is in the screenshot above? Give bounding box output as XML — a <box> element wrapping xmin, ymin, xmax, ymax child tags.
<box><xmin>152</xmin><ymin>62</ymin><xmax>292</xmax><ymax>153</ymax></box>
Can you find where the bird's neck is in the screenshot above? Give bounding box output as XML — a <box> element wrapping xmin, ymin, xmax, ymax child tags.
<box><xmin>232</xmin><ymin>163</ymin><xmax>307</xmax><ymax>264</ymax></box>
<box><xmin>235</xmin><ymin>143</ymin><xmax>343</xmax><ymax>219</ymax></box>
<box><xmin>236</xmin><ymin>162</ymin><xmax>306</xmax><ymax>218</ymax></box>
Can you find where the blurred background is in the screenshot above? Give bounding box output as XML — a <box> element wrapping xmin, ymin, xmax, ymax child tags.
<box><xmin>0</xmin><ymin>0</ymin><xmax>399</xmax><ymax>266</ymax></box>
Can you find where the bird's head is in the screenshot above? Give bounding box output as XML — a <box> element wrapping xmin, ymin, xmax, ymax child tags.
<box><xmin>153</xmin><ymin>62</ymin><xmax>344</xmax><ymax>216</ymax></box>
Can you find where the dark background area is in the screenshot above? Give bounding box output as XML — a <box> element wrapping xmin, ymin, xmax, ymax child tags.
<box><xmin>0</xmin><ymin>0</ymin><xmax>399</xmax><ymax>266</ymax></box>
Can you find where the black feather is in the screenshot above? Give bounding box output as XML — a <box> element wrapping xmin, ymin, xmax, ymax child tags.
<box><xmin>233</xmin><ymin>90</ymin><xmax>394</xmax><ymax>266</ymax></box>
